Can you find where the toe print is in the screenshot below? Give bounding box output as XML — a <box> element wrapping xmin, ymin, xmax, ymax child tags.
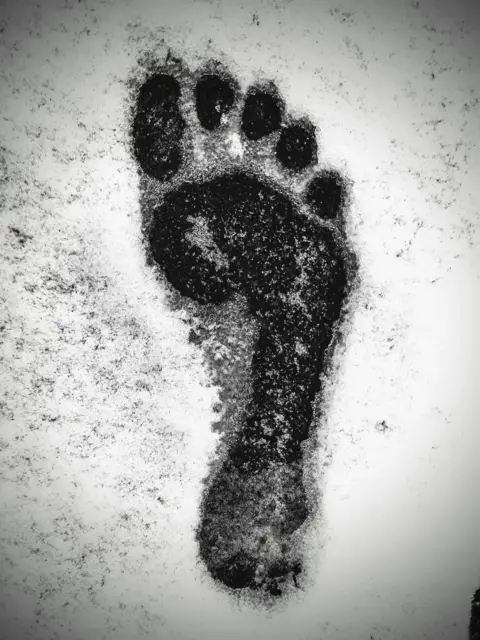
<box><xmin>276</xmin><ymin>120</ymin><xmax>318</xmax><ymax>171</ymax></box>
<box><xmin>130</xmin><ymin>54</ymin><xmax>357</xmax><ymax>597</ymax></box>
<box><xmin>195</xmin><ymin>73</ymin><xmax>237</xmax><ymax>130</ymax></box>
<box><xmin>241</xmin><ymin>84</ymin><xmax>284</xmax><ymax>140</ymax></box>
<box><xmin>132</xmin><ymin>73</ymin><xmax>185</xmax><ymax>181</ymax></box>
<box><xmin>305</xmin><ymin>169</ymin><xmax>349</xmax><ymax>220</ymax></box>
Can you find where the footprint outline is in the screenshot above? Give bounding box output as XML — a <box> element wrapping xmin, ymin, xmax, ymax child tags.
<box><xmin>129</xmin><ymin>50</ymin><xmax>358</xmax><ymax>597</ymax></box>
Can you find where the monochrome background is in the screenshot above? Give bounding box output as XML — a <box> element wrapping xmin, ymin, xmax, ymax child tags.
<box><xmin>0</xmin><ymin>0</ymin><xmax>479</xmax><ymax>638</ymax></box>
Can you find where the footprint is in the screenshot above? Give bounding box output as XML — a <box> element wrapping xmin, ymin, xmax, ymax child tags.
<box><xmin>129</xmin><ymin>52</ymin><xmax>357</xmax><ymax>597</ymax></box>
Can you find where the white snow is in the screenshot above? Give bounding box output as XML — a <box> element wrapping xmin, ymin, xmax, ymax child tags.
<box><xmin>0</xmin><ymin>0</ymin><xmax>479</xmax><ymax>639</ymax></box>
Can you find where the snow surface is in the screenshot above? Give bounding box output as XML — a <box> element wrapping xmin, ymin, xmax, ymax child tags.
<box><xmin>0</xmin><ymin>0</ymin><xmax>479</xmax><ymax>638</ymax></box>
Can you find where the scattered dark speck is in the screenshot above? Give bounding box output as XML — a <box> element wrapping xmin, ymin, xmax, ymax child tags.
<box><xmin>375</xmin><ymin>420</ymin><xmax>391</xmax><ymax>433</ymax></box>
<box><xmin>9</xmin><ymin>226</ymin><xmax>32</xmax><ymax>244</ymax></box>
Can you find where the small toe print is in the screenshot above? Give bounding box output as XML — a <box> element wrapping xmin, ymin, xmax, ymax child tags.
<box><xmin>305</xmin><ymin>169</ymin><xmax>347</xmax><ymax>220</ymax></box>
<box><xmin>275</xmin><ymin>120</ymin><xmax>318</xmax><ymax>172</ymax></box>
<box><xmin>241</xmin><ymin>86</ymin><xmax>284</xmax><ymax>140</ymax></box>
<box><xmin>195</xmin><ymin>74</ymin><xmax>237</xmax><ymax>130</ymax></box>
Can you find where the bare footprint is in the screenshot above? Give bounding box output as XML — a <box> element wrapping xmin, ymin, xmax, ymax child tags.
<box><xmin>128</xmin><ymin>50</ymin><xmax>357</xmax><ymax>597</ymax></box>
